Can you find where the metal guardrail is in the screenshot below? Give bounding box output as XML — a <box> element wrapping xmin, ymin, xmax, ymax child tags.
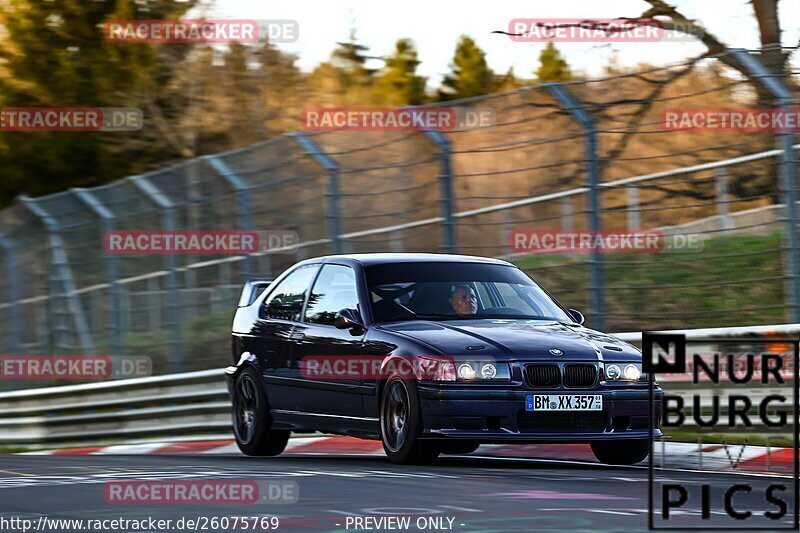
<box><xmin>0</xmin><ymin>324</ymin><xmax>796</xmax><ymax>447</ymax></box>
<box><xmin>0</xmin><ymin>369</ymin><xmax>229</xmax><ymax>446</ymax></box>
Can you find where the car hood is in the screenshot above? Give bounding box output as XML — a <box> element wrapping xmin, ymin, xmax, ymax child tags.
<box><xmin>379</xmin><ymin>319</ymin><xmax>641</xmax><ymax>362</ymax></box>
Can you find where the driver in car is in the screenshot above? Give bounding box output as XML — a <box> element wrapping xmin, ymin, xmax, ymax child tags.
<box><xmin>451</xmin><ymin>284</ymin><xmax>478</xmax><ymax>315</ymax></box>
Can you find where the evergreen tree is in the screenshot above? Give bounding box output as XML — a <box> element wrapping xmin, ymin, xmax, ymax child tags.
<box><xmin>535</xmin><ymin>42</ymin><xmax>572</xmax><ymax>82</ymax></box>
<box><xmin>376</xmin><ymin>38</ymin><xmax>426</xmax><ymax>106</ymax></box>
<box><xmin>331</xmin><ymin>29</ymin><xmax>375</xmax><ymax>91</ymax></box>
<box><xmin>307</xmin><ymin>29</ymin><xmax>378</xmax><ymax>106</ymax></box>
<box><xmin>438</xmin><ymin>35</ymin><xmax>493</xmax><ymax>101</ymax></box>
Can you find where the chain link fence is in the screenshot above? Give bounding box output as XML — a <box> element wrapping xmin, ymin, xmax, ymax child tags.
<box><xmin>0</xmin><ymin>48</ymin><xmax>797</xmax><ymax>385</ymax></box>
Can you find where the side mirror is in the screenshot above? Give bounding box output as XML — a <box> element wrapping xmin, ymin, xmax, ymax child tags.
<box><xmin>567</xmin><ymin>308</ymin><xmax>585</xmax><ymax>325</ymax></box>
<box><xmin>334</xmin><ymin>308</ymin><xmax>365</xmax><ymax>331</ymax></box>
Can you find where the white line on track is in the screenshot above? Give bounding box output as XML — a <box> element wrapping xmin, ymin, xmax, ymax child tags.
<box><xmin>467</xmin><ymin>454</ymin><xmax>796</xmax><ymax>479</ymax></box>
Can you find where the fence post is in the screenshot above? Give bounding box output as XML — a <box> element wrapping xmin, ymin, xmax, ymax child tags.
<box><xmin>423</xmin><ymin>130</ymin><xmax>456</xmax><ymax>253</ymax></box>
<box><xmin>548</xmin><ymin>83</ymin><xmax>606</xmax><ymax>330</ymax></box>
<box><xmin>627</xmin><ymin>186</ymin><xmax>641</xmax><ymax>230</ymax></box>
<box><xmin>71</xmin><ymin>188</ymin><xmax>123</xmax><ymax>356</ymax></box>
<box><xmin>35</xmin><ymin>299</ymin><xmax>48</xmax><ymax>354</ymax></box>
<box><xmin>715</xmin><ymin>168</ymin><xmax>733</xmax><ymax>231</ymax></box>
<box><xmin>731</xmin><ymin>49</ymin><xmax>800</xmax><ymax>322</ymax></box>
<box><xmin>20</xmin><ymin>195</ymin><xmax>95</xmax><ymax>354</ymax></box>
<box><xmin>390</xmin><ymin>229</ymin><xmax>404</xmax><ymax>252</ymax></box>
<box><xmin>502</xmin><ymin>209</ymin><xmax>514</xmax><ymax>255</ymax></box>
<box><xmin>561</xmin><ymin>197</ymin><xmax>574</xmax><ymax>230</ymax></box>
<box><xmin>184</xmin><ymin>268</ymin><xmax>197</xmax><ymax>317</ymax></box>
<box><xmin>147</xmin><ymin>276</ymin><xmax>160</xmax><ymax>331</ymax></box>
<box><xmin>129</xmin><ymin>175</ymin><xmax>182</xmax><ymax>370</ymax></box>
<box><xmin>203</xmin><ymin>155</ymin><xmax>255</xmax><ymax>281</ymax></box>
<box><xmin>288</xmin><ymin>132</ymin><xmax>342</xmax><ymax>254</ymax></box>
<box><xmin>119</xmin><ymin>283</ymin><xmax>132</xmax><ymax>334</ymax></box>
<box><xmin>0</xmin><ymin>233</ymin><xmax>21</xmax><ymax>355</ymax></box>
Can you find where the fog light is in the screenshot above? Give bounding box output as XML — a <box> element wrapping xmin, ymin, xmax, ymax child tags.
<box><xmin>480</xmin><ymin>363</ymin><xmax>497</xmax><ymax>379</ymax></box>
<box><xmin>605</xmin><ymin>364</ymin><xmax>621</xmax><ymax>380</ymax></box>
<box><xmin>624</xmin><ymin>364</ymin><xmax>641</xmax><ymax>381</ymax></box>
<box><xmin>458</xmin><ymin>363</ymin><xmax>476</xmax><ymax>379</ymax></box>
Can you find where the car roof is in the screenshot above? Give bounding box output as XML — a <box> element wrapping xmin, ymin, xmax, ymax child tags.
<box><xmin>305</xmin><ymin>253</ymin><xmax>514</xmax><ymax>267</ymax></box>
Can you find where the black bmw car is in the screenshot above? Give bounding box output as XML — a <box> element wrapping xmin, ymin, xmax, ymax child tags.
<box><xmin>227</xmin><ymin>253</ymin><xmax>661</xmax><ymax>465</ymax></box>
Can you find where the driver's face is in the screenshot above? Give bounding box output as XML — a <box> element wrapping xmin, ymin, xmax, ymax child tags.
<box><xmin>452</xmin><ymin>286</ymin><xmax>478</xmax><ymax>315</ymax></box>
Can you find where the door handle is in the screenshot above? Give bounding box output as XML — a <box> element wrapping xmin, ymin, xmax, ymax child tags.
<box><xmin>289</xmin><ymin>332</ymin><xmax>305</xmax><ymax>343</ymax></box>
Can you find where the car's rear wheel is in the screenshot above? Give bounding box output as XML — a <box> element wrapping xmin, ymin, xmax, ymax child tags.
<box><xmin>590</xmin><ymin>439</ymin><xmax>648</xmax><ymax>465</ymax></box>
<box><xmin>232</xmin><ymin>367</ymin><xmax>290</xmax><ymax>456</ymax></box>
<box><xmin>380</xmin><ymin>376</ymin><xmax>439</xmax><ymax>465</ymax></box>
<box><xmin>436</xmin><ymin>441</ymin><xmax>481</xmax><ymax>455</ymax></box>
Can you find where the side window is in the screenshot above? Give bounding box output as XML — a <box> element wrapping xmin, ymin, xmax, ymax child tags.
<box><xmin>262</xmin><ymin>264</ymin><xmax>320</xmax><ymax>321</ymax></box>
<box><xmin>304</xmin><ymin>265</ymin><xmax>359</xmax><ymax>326</ymax></box>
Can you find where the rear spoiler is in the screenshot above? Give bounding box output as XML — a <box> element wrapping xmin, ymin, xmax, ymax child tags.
<box><xmin>238</xmin><ymin>278</ymin><xmax>274</xmax><ymax>307</ymax></box>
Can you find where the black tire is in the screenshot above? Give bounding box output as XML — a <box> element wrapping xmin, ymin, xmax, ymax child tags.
<box><xmin>380</xmin><ymin>376</ymin><xmax>439</xmax><ymax>465</ymax></box>
<box><xmin>232</xmin><ymin>367</ymin><xmax>290</xmax><ymax>456</ymax></box>
<box><xmin>590</xmin><ymin>439</ymin><xmax>649</xmax><ymax>465</ymax></box>
<box><xmin>436</xmin><ymin>441</ymin><xmax>480</xmax><ymax>455</ymax></box>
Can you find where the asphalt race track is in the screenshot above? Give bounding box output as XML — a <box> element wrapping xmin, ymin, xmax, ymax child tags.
<box><xmin>0</xmin><ymin>452</ymin><xmax>794</xmax><ymax>532</ymax></box>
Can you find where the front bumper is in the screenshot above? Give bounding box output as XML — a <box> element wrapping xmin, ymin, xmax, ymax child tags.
<box><xmin>418</xmin><ymin>385</ymin><xmax>662</xmax><ymax>443</ymax></box>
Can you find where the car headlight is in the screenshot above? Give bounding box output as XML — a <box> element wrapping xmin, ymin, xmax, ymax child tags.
<box><xmin>452</xmin><ymin>362</ymin><xmax>510</xmax><ymax>381</ymax></box>
<box><xmin>458</xmin><ymin>363</ymin><xmax>476</xmax><ymax>380</ymax></box>
<box><xmin>480</xmin><ymin>363</ymin><xmax>497</xmax><ymax>379</ymax></box>
<box><xmin>605</xmin><ymin>364</ymin><xmax>621</xmax><ymax>380</ymax></box>
<box><xmin>623</xmin><ymin>364</ymin><xmax>641</xmax><ymax>381</ymax></box>
<box><xmin>604</xmin><ymin>363</ymin><xmax>644</xmax><ymax>382</ymax></box>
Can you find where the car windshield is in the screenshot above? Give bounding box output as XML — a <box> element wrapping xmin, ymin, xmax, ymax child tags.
<box><xmin>365</xmin><ymin>261</ymin><xmax>573</xmax><ymax>323</ymax></box>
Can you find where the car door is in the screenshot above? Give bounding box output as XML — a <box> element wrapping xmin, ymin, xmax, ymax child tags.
<box><xmin>253</xmin><ymin>263</ymin><xmax>320</xmax><ymax>411</ymax></box>
<box><xmin>291</xmin><ymin>263</ymin><xmax>366</xmax><ymax>416</ymax></box>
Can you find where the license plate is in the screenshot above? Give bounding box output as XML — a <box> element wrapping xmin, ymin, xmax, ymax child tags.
<box><xmin>525</xmin><ymin>394</ymin><xmax>603</xmax><ymax>411</ymax></box>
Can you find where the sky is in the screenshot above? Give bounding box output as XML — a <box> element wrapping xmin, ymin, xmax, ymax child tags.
<box><xmin>209</xmin><ymin>0</ymin><xmax>800</xmax><ymax>87</ymax></box>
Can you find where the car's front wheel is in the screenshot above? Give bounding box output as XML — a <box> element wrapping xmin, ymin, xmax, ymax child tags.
<box><xmin>380</xmin><ymin>376</ymin><xmax>439</xmax><ymax>465</ymax></box>
<box><xmin>590</xmin><ymin>439</ymin><xmax>649</xmax><ymax>465</ymax></box>
<box><xmin>232</xmin><ymin>367</ymin><xmax>290</xmax><ymax>456</ymax></box>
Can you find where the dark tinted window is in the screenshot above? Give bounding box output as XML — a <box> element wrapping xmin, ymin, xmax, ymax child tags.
<box><xmin>366</xmin><ymin>262</ymin><xmax>570</xmax><ymax>323</ymax></box>
<box><xmin>304</xmin><ymin>265</ymin><xmax>359</xmax><ymax>325</ymax></box>
<box><xmin>262</xmin><ymin>264</ymin><xmax>320</xmax><ymax>321</ymax></box>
